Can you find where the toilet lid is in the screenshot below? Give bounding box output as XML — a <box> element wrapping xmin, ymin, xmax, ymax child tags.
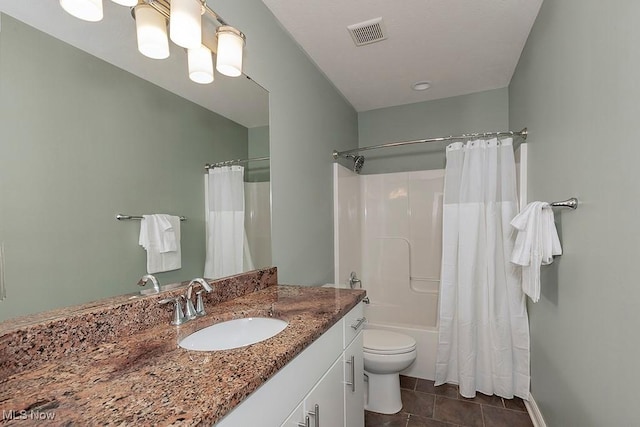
<box><xmin>363</xmin><ymin>330</ymin><xmax>416</xmax><ymax>354</ymax></box>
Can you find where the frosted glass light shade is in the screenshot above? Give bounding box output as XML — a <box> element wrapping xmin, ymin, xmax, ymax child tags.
<box><xmin>170</xmin><ymin>0</ymin><xmax>202</xmax><ymax>49</ymax></box>
<box><xmin>111</xmin><ymin>0</ymin><xmax>137</xmax><ymax>6</ymax></box>
<box><xmin>216</xmin><ymin>26</ymin><xmax>245</xmax><ymax>77</ymax></box>
<box><xmin>188</xmin><ymin>45</ymin><xmax>214</xmax><ymax>84</ymax></box>
<box><xmin>59</xmin><ymin>0</ymin><xmax>103</xmax><ymax>22</ymax></box>
<box><xmin>135</xmin><ymin>4</ymin><xmax>170</xmax><ymax>60</ymax></box>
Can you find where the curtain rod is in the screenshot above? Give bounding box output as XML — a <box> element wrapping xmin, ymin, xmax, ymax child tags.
<box><xmin>332</xmin><ymin>128</ymin><xmax>528</xmax><ymax>159</ymax></box>
<box><xmin>205</xmin><ymin>156</ymin><xmax>270</xmax><ymax>170</ymax></box>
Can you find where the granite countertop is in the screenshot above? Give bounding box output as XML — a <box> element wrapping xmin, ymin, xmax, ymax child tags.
<box><xmin>0</xmin><ymin>285</ymin><xmax>365</xmax><ymax>426</ymax></box>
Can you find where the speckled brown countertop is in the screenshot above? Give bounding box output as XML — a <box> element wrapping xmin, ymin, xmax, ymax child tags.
<box><xmin>0</xmin><ymin>283</ymin><xmax>365</xmax><ymax>426</ymax></box>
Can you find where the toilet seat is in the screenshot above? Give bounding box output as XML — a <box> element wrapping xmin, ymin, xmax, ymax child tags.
<box><xmin>363</xmin><ymin>330</ymin><xmax>416</xmax><ymax>355</ymax></box>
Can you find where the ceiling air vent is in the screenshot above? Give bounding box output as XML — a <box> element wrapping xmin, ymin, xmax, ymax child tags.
<box><xmin>347</xmin><ymin>17</ymin><xmax>387</xmax><ymax>46</ymax></box>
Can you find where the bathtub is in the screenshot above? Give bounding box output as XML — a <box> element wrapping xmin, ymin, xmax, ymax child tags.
<box><xmin>323</xmin><ymin>284</ymin><xmax>438</xmax><ymax>381</ymax></box>
<box><xmin>364</xmin><ymin>301</ymin><xmax>438</xmax><ymax>381</ymax></box>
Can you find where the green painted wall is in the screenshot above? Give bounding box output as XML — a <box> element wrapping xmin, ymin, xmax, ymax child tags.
<box><xmin>509</xmin><ymin>1</ymin><xmax>640</xmax><ymax>425</ymax></box>
<box><xmin>357</xmin><ymin>88</ymin><xmax>509</xmax><ymax>174</ymax></box>
<box><xmin>211</xmin><ymin>0</ymin><xmax>359</xmax><ymax>285</ymax></box>
<box><xmin>0</xmin><ymin>15</ymin><xmax>248</xmax><ymax>321</ymax></box>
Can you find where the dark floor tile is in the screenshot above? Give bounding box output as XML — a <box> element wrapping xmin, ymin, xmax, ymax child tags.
<box><xmin>415</xmin><ymin>378</ymin><xmax>436</xmax><ymax>393</ymax></box>
<box><xmin>433</xmin><ymin>395</ymin><xmax>483</xmax><ymax>427</ymax></box>
<box><xmin>400</xmin><ymin>375</ymin><xmax>418</xmax><ymax>390</ymax></box>
<box><xmin>458</xmin><ymin>391</ymin><xmax>504</xmax><ymax>408</ymax></box>
<box><xmin>365</xmin><ymin>410</ymin><xmax>409</xmax><ymax>427</ymax></box>
<box><xmin>407</xmin><ymin>414</ymin><xmax>456</xmax><ymax>427</ymax></box>
<box><xmin>415</xmin><ymin>380</ymin><xmax>458</xmax><ymax>399</ymax></box>
<box><xmin>400</xmin><ymin>389</ymin><xmax>435</xmax><ymax>418</ymax></box>
<box><xmin>482</xmin><ymin>405</ymin><xmax>533</xmax><ymax>427</ymax></box>
<box><xmin>503</xmin><ymin>397</ymin><xmax>527</xmax><ymax>412</ymax></box>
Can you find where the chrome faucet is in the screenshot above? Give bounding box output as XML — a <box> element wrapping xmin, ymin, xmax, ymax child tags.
<box><xmin>184</xmin><ymin>278</ymin><xmax>214</xmax><ymax>319</ymax></box>
<box><xmin>349</xmin><ymin>271</ymin><xmax>362</xmax><ymax>289</ymax></box>
<box><xmin>159</xmin><ymin>295</ymin><xmax>186</xmax><ymax>326</ymax></box>
<box><xmin>138</xmin><ymin>274</ymin><xmax>160</xmax><ymax>293</ymax></box>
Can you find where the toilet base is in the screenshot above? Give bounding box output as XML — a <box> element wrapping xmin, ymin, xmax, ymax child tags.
<box><xmin>364</xmin><ymin>370</ymin><xmax>402</xmax><ymax>414</ymax></box>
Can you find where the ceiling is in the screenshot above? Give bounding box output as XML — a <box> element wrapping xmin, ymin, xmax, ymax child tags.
<box><xmin>261</xmin><ymin>0</ymin><xmax>543</xmax><ymax>112</ymax></box>
<box><xmin>0</xmin><ymin>0</ymin><xmax>269</xmax><ymax>128</ymax></box>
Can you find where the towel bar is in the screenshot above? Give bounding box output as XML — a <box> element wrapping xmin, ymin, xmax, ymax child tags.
<box><xmin>116</xmin><ymin>214</ymin><xmax>187</xmax><ymax>221</ymax></box>
<box><xmin>549</xmin><ymin>198</ymin><xmax>578</xmax><ymax>210</ymax></box>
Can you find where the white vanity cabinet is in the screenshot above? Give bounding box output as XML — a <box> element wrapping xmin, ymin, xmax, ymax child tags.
<box><xmin>216</xmin><ymin>302</ymin><xmax>365</xmax><ymax>427</ymax></box>
<box><xmin>344</xmin><ymin>333</ymin><xmax>364</xmax><ymax>427</ymax></box>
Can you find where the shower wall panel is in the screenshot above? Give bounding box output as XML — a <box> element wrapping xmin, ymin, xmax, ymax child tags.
<box><xmin>333</xmin><ymin>164</ymin><xmax>362</xmax><ymax>285</ymax></box>
<box><xmin>361</xmin><ymin>170</ymin><xmax>444</xmax><ymax>328</ymax></box>
<box><xmin>245</xmin><ymin>181</ymin><xmax>272</xmax><ymax>270</ymax></box>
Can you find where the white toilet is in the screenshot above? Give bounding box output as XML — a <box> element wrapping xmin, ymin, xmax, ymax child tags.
<box><xmin>363</xmin><ymin>329</ymin><xmax>417</xmax><ymax>414</ymax></box>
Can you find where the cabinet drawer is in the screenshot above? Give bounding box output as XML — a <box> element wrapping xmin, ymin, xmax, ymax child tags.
<box><xmin>343</xmin><ymin>302</ymin><xmax>365</xmax><ymax>348</ymax></box>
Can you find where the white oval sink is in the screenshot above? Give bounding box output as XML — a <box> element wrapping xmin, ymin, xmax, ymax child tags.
<box><xmin>179</xmin><ymin>317</ymin><xmax>288</xmax><ymax>351</ymax></box>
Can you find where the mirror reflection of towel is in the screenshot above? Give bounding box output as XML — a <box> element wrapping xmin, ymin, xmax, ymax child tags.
<box><xmin>139</xmin><ymin>214</ymin><xmax>181</xmax><ymax>273</ymax></box>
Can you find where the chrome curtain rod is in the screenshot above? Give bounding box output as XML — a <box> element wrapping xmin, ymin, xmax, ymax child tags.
<box><xmin>205</xmin><ymin>156</ymin><xmax>270</xmax><ymax>170</ymax></box>
<box><xmin>332</xmin><ymin>128</ymin><xmax>528</xmax><ymax>159</ymax></box>
<box><xmin>116</xmin><ymin>214</ymin><xmax>187</xmax><ymax>221</ymax></box>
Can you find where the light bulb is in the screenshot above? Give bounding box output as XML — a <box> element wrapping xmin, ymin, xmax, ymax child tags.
<box><xmin>216</xmin><ymin>26</ymin><xmax>245</xmax><ymax>77</ymax></box>
<box><xmin>135</xmin><ymin>4</ymin><xmax>170</xmax><ymax>60</ymax></box>
<box><xmin>188</xmin><ymin>45</ymin><xmax>214</xmax><ymax>84</ymax></box>
<box><xmin>170</xmin><ymin>0</ymin><xmax>202</xmax><ymax>49</ymax></box>
<box><xmin>110</xmin><ymin>0</ymin><xmax>137</xmax><ymax>6</ymax></box>
<box><xmin>59</xmin><ymin>0</ymin><xmax>103</xmax><ymax>22</ymax></box>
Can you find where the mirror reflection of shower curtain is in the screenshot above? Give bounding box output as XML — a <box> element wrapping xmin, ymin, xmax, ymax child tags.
<box><xmin>204</xmin><ymin>166</ymin><xmax>254</xmax><ymax>279</ymax></box>
<box><xmin>435</xmin><ymin>137</ymin><xmax>530</xmax><ymax>400</ymax></box>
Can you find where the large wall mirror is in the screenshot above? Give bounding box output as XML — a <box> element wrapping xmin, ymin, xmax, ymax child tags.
<box><xmin>0</xmin><ymin>1</ymin><xmax>271</xmax><ymax>322</ymax></box>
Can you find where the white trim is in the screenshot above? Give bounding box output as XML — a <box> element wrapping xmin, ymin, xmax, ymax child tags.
<box><xmin>515</xmin><ymin>142</ymin><xmax>528</xmax><ymax>210</ymax></box>
<box><xmin>524</xmin><ymin>393</ymin><xmax>547</xmax><ymax>427</ymax></box>
<box><xmin>332</xmin><ymin>163</ymin><xmax>340</xmax><ymax>285</ymax></box>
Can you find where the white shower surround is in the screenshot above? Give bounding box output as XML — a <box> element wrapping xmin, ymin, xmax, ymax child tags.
<box><xmin>333</xmin><ymin>164</ymin><xmax>444</xmax><ymax>380</ymax></box>
<box><xmin>245</xmin><ymin>181</ymin><xmax>272</xmax><ymax>270</ymax></box>
<box><xmin>333</xmin><ymin>144</ymin><xmax>526</xmax><ymax>381</ymax></box>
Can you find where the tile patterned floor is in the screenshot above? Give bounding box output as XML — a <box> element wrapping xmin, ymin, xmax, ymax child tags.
<box><xmin>364</xmin><ymin>375</ymin><xmax>534</xmax><ymax>427</ymax></box>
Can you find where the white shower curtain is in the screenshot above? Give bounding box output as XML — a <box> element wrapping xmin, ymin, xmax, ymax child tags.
<box><xmin>204</xmin><ymin>166</ymin><xmax>254</xmax><ymax>279</ymax></box>
<box><xmin>435</xmin><ymin>137</ymin><xmax>530</xmax><ymax>400</ymax></box>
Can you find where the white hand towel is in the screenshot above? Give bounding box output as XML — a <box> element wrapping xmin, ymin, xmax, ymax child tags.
<box><xmin>139</xmin><ymin>214</ymin><xmax>182</xmax><ymax>274</ymax></box>
<box><xmin>510</xmin><ymin>202</ymin><xmax>562</xmax><ymax>302</ymax></box>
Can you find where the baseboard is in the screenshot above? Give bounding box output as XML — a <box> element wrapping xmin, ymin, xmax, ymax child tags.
<box><xmin>524</xmin><ymin>393</ymin><xmax>547</xmax><ymax>427</ymax></box>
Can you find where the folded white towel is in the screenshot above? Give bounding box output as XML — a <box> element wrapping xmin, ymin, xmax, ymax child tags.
<box><xmin>510</xmin><ymin>202</ymin><xmax>562</xmax><ymax>302</ymax></box>
<box><xmin>139</xmin><ymin>214</ymin><xmax>181</xmax><ymax>274</ymax></box>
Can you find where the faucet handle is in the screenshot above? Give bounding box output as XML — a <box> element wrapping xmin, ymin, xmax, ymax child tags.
<box><xmin>184</xmin><ymin>294</ymin><xmax>197</xmax><ymax>320</ymax></box>
<box><xmin>195</xmin><ymin>290</ymin><xmax>206</xmax><ymax>316</ymax></box>
<box><xmin>159</xmin><ymin>296</ymin><xmax>186</xmax><ymax>326</ymax></box>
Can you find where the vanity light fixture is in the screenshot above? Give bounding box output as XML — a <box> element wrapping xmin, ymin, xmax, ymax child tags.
<box><xmin>59</xmin><ymin>0</ymin><xmax>103</xmax><ymax>22</ymax></box>
<box><xmin>169</xmin><ymin>0</ymin><xmax>202</xmax><ymax>49</ymax></box>
<box><xmin>188</xmin><ymin>45</ymin><xmax>215</xmax><ymax>84</ymax></box>
<box><xmin>215</xmin><ymin>26</ymin><xmax>246</xmax><ymax>77</ymax></box>
<box><xmin>111</xmin><ymin>0</ymin><xmax>138</xmax><ymax>6</ymax></box>
<box><xmin>60</xmin><ymin>0</ymin><xmax>246</xmax><ymax>84</ymax></box>
<box><xmin>135</xmin><ymin>4</ymin><xmax>170</xmax><ymax>59</ymax></box>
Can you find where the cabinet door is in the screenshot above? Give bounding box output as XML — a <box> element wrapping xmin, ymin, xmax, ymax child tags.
<box><xmin>345</xmin><ymin>332</ymin><xmax>364</xmax><ymax>427</ymax></box>
<box><xmin>281</xmin><ymin>400</ymin><xmax>306</xmax><ymax>427</ymax></box>
<box><xmin>305</xmin><ymin>357</ymin><xmax>345</xmax><ymax>427</ymax></box>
